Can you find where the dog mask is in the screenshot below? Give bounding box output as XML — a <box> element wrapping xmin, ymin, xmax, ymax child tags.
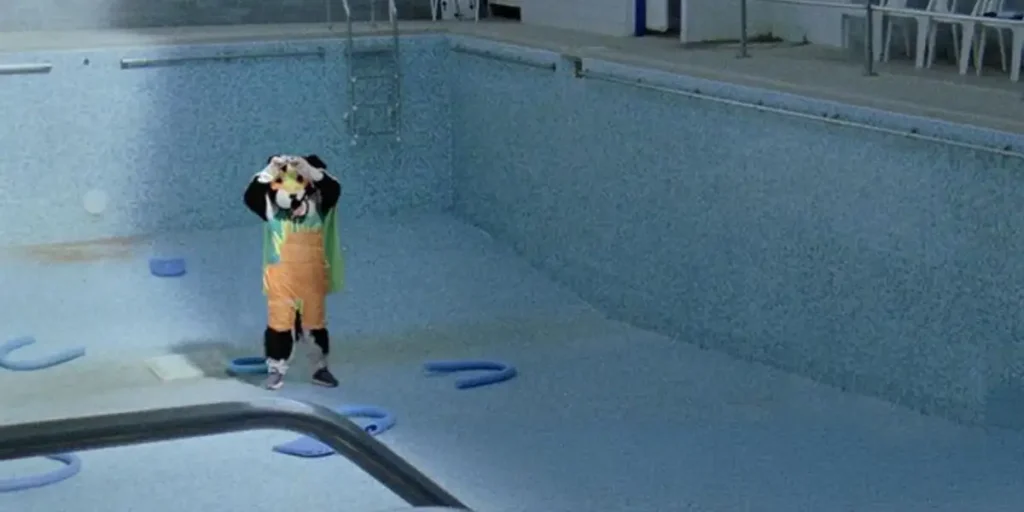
<box><xmin>267</xmin><ymin>156</ymin><xmax>317</xmax><ymax>219</ymax></box>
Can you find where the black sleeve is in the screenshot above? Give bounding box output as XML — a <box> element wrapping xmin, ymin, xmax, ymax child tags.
<box><xmin>317</xmin><ymin>172</ymin><xmax>341</xmax><ymax>214</ymax></box>
<box><xmin>243</xmin><ymin>177</ymin><xmax>271</xmax><ymax>221</ymax></box>
<box><xmin>304</xmin><ymin>154</ymin><xmax>341</xmax><ymax>214</ymax></box>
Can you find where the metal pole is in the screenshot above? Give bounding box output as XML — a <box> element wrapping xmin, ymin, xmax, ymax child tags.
<box><xmin>863</xmin><ymin>1</ymin><xmax>877</xmax><ymax>76</ymax></box>
<box><xmin>738</xmin><ymin>0</ymin><xmax>749</xmax><ymax>58</ymax></box>
<box><xmin>0</xmin><ymin>399</ymin><xmax>468</xmax><ymax>509</ymax></box>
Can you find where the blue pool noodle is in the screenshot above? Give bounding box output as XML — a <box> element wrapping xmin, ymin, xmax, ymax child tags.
<box><xmin>227</xmin><ymin>356</ymin><xmax>268</xmax><ymax>375</ymax></box>
<box><xmin>423</xmin><ymin>359</ymin><xmax>518</xmax><ymax>389</ymax></box>
<box><xmin>0</xmin><ymin>454</ymin><xmax>81</xmax><ymax>493</ymax></box>
<box><xmin>0</xmin><ymin>337</ymin><xmax>86</xmax><ymax>371</ymax></box>
<box><xmin>273</xmin><ymin>405</ymin><xmax>396</xmax><ymax>458</ymax></box>
<box><xmin>337</xmin><ymin>405</ymin><xmax>397</xmax><ymax>435</ymax></box>
<box><xmin>0</xmin><ymin>340</ymin><xmax>84</xmax><ymax>492</ymax></box>
<box><xmin>149</xmin><ymin>258</ymin><xmax>186</xmax><ymax>278</ymax></box>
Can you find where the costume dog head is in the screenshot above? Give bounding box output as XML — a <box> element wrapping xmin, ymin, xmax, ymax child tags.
<box><xmin>266</xmin><ymin>154</ymin><xmax>326</xmax><ymax>219</ymax></box>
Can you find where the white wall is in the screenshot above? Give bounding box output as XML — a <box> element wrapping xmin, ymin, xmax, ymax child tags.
<box><xmin>678</xmin><ymin>0</ymin><xmax>849</xmax><ymax>46</ymax></box>
<box><xmin>767</xmin><ymin>2</ymin><xmax>847</xmax><ymax>46</ymax></box>
<box><xmin>680</xmin><ymin>0</ymin><xmax>771</xmax><ymax>43</ymax></box>
<box><xmin>520</xmin><ymin>0</ymin><xmax>636</xmax><ymax>37</ymax></box>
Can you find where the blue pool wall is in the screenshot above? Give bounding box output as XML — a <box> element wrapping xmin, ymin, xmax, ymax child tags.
<box><xmin>447</xmin><ymin>37</ymin><xmax>1024</xmax><ymax>430</ymax></box>
<box><xmin>4</xmin><ymin>30</ymin><xmax>1024</xmax><ymax>431</ymax></box>
<box><xmin>0</xmin><ymin>34</ymin><xmax>451</xmax><ymax>246</ymax></box>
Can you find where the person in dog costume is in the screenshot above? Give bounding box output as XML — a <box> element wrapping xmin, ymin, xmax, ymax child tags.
<box><xmin>243</xmin><ymin>154</ymin><xmax>344</xmax><ymax>390</ymax></box>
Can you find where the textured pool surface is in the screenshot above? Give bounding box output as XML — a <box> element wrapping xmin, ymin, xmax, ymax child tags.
<box><xmin>4</xmin><ymin>18</ymin><xmax>1024</xmax><ymax>511</ymax></box>
<box><xmin>2</xmin><ymin>213</ymin><xmax>1024</xmax><ymax>512</ymax></box>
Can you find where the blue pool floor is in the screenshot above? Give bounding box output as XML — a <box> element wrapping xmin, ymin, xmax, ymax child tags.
<box><xmin>1</xmin><ymin>212</ymin><xmax>1024</xmax><ymax>512</ymax></box>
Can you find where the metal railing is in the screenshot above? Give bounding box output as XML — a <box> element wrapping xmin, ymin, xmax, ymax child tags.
<box><xmin>327</xmin><ymin>0</ymin><xmax>353</xmax><ymax>32</ymax></box>
<box><xmin>0</xmin><ymin>398</ymin><xmax>468</xmax><ymax>510</ymax></box>
<box><xmin>738</xmin><ymin>0</ymin><xmax>879</xmax><ymax>75</ymax></box>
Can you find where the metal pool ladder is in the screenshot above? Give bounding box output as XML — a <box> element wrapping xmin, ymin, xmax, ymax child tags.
<box><xmin>0</xmin><ymin>398</ymin><xmax>468</xmax><ymax>510</ymax></box>
<box><xmin>337</xmin><ymin>0</ymin><xmax>403</xmax><ymax>144</ymax></box>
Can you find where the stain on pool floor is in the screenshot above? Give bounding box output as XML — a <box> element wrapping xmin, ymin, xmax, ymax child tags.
<box><xmin>1</xmin><ymin>213</ymin><xmax>1023</xmax><ymax>512</ymax></box>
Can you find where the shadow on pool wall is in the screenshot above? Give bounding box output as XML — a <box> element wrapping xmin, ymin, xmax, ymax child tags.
<box><xmin>0</xmin><ymin>33</ymin><xmax>451</xmax><ymax>348</ymax></box>
<box><xmin>0</xmin><ymin>0</ymin><xmax>434</xmax><ymax>31</ymax></box>
<box><xmin>448</xmin><ymin>38</ymin><xmax>1024</xmax><ymax>431</ymax></box>
<box><xmin>0</xmin><ymin>34</ymin><xmax>451</xmax><ymax>246</ymax></box>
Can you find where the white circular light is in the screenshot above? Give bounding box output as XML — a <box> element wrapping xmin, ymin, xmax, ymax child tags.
<box><xmin>83</xmin><ymin>189</ymin><xmax>108</xmax><ymax>215</ymax></box>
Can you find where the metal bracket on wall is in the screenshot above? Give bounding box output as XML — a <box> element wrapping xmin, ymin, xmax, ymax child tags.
<box><xmin>0</xmin><ymin>63</ymin><xmax>53</xmax><ymax>75</ymax></box>
<box><xmin>118</xmin><ymin>49</ymin><xmax>325</xmax><ymax>70</ymax></box>
<box><xmin>451</xmin><ymin>45</ymin><xmax>557</xmax><ymax>71</ymax></box>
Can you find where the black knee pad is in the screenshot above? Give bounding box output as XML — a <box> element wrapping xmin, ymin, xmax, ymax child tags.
<box><xmin>264</xmin><ymin>327</ymin><xmax>295</xmax><ymax>361</ymax></box>
<box><xmin>310</xmin><ymin>328</ymin><xmax>330</xmax><ymax>355</ymax></box>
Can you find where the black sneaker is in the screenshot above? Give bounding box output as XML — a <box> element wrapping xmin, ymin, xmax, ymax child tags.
<box><xmin>312</xmin><ymin>367</ymin><xmax>339</xmax><ymax>387</ymax></box>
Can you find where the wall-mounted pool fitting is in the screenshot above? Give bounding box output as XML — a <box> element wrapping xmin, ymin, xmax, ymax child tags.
<box><xmin>0</xmin><ymin>63</ymin><xmax>52</xmax><ymax>75</ymax></box>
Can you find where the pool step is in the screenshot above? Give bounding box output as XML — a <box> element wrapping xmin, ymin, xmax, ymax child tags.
<box><xmin>144</xmin><ymin>350</ymin><xmax>227</xmax><ymax>382</ymax></box>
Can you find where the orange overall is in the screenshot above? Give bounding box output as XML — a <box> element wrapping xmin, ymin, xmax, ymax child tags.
<box><xmin>263</xmin><ymin>231</ymin><xmax>329</xmax><ymax>332</ymax></box>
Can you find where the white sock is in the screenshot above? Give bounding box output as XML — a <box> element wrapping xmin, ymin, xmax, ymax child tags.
<box><xmin>267</xmin><ymin>358</ymin><xmax>289</xmax><ymax>375</ymax></box>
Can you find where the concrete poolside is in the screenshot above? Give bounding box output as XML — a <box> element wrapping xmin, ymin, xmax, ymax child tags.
<box><xmin>1</xmin><ymin>19</ymin><xmax>1021</xmax><ymax>134</ymax></box>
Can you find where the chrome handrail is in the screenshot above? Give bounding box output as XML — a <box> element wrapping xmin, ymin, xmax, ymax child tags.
<box><xmin>389</xmin><ymin>0</ymin><xmax>402</xmax><ymax>142</ymax></box>
<box><xmin>0</xmin><ymin>398</ymin><xmax>468</xmax><ymax>509</ymax></box>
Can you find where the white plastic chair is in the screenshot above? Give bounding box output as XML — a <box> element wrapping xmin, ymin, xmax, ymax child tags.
<box><xmin>973</xmin><ymin>0</ymin><xmax>1024</xmax><ymax>79</ymax></box>
<box><xmin>923</xmin><ymin>0</ymin><xmax>977</xmax><ymax>69</ymax></box>
<box><xmin>880</xmin><ymin>0</ymin><xmax>917</xmax><ymax>62</ymax></box>
<box><xmin>875</xmin><ymin>0</ymin><xmax>945</xmax><ymax>69</ymax></box>
<box><xmin>431</xmin><ymin>0</ymin><xmax>480</xmax><ymax>21</ymax></box>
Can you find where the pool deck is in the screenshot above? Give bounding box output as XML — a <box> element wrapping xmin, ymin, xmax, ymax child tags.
<box><xmin>2</xmin><ymin>20</ymin><xmax>1023</xmax><ymax>135</ymax></box>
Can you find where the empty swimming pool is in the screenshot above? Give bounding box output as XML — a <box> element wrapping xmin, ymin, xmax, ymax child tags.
<box><xmin>2</xmin><ymin>22</ymin><xmax>1024</xmax><ymax>512</ymax></box>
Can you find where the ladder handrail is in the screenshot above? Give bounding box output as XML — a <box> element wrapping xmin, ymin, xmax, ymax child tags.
<box><xmin>0</xmin><ymin>398</ymin><xmax>468</xmax><ymax>509</ymax></box>
<box><xmin>389</xmin><ymin>0</ymin><xmax>401</xmax><ymax>142</ymax></box>
<box><xmin>343</xmin><ymin>0</ymin><xmax>353</xmax><ymax>32</ymax></box>
<box><xmin>326</xmin><ymin>0</ymin><xmax>352</xmax><ymax>31</ymax></box>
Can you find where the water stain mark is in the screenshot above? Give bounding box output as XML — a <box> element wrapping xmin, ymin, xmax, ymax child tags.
<box><xmin>5</xmin><ymin>235</ymin><xmax>147</xmax><ymax>263</ymax></box>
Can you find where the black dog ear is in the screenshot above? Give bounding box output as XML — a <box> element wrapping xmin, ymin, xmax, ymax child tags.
<box><xmin>267</xmin><ymin>155</ymin><xmax>278</xmax><ymax>164</ymax></box>
<box><xmin>304</xmin><ymin>154</ymin><xmax>327</xmax><ymax>170</ymax></box>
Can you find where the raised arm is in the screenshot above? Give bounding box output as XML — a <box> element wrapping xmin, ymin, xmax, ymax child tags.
<box><xmin>243</xmin><ymin>157</ymin><xmax>284</xmax><ymax>221</ymax></box>
<box><xmin>302</xmin><ymin>154</ymin><xmax>341</xmax><ymax>214</ymax></box>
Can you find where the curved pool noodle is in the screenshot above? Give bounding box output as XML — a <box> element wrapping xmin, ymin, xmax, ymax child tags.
<box><xmin>0</xmin><ymin>454</ymin><xmax>81</xmax><ymax>493</ymax></box>
<box><xmin>0</xmin><ymin>337</ymin><xmax>86</xmax><ymax>372</ymax></box>
<box><xmin>149</xmin><ymin>258</ymin><xmax>186</xmax><ymax>278</ymax></box>
<box><xmin>423</xmin><ymin>359</ymin><xmax>517</xmax><ymax>389</ymax></box>
<box><xmin>273</xmin><ymin>405</ymin><xmax>395</xmax><ymax>458</ymax></box>
<box><xmin>226</xmin><ymin>356</ymin><xmax>267</xmax><ymax>375</ymax></box>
